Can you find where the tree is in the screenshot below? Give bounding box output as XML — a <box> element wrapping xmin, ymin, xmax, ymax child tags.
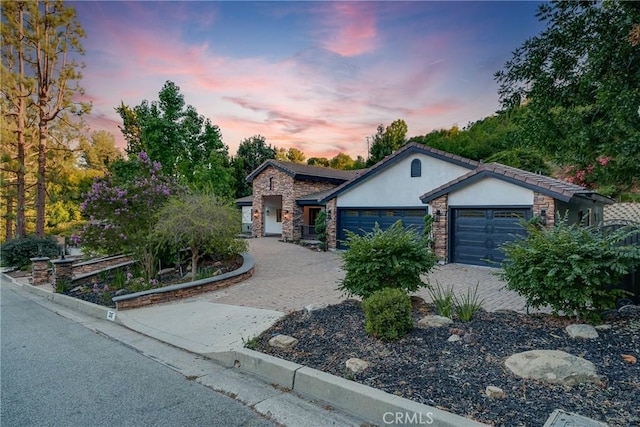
<box><xmin>495</xmin><ymin>1</ymin><xmax>640</xmax><ymax>196</ymax></box>
<box><xmin>1</xmin><ymin>1</ymin><xmax>34</xmax><ymax>239</ymax></box>
<box><xmin>275</xmin><ymin>147</ymin><xmax>306</xmax><ymax>163</ymax></box>
<box><xmin>307</xmin><ymin>157</ymin><xmax>330</xmax><ymax>167</ymax></box>
<box><xmin>153</xmin><ymin>193</ymin><xmax>247</xmax><ymax>277</ymax></box>
<box><xmin>367</xmin><ymin>119</ymin><xmax>408</xmax><ymax>166</ymax></box>
<box><xmin>116</xmin><ymin>80</ymin><xmax>231</xmax><ymax>191</ymax></box>
<box><xmin>81</xmin><ymin>152</ymin><xmax>181</xmax><ymax>280</ymax></box>
<box><xmin>232</xmin><ymin>135</ymin><xmax>276</xmax><ymax>197</ymax></box>
<box><xmin>78</xmin><ymin>130</ymin><xmax>122</xmax><ymax>173</ymax></box>
<box><xmin>329</xmin><ymin>153</ymin><xmax>355</xmax><ymax>170</ymax></box>
<box><xmin>25</xmin><ymin>0</ymin><xmax>90</xmax><ymax>237</ymax></box>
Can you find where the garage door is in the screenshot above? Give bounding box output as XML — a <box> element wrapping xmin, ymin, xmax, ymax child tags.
<box><xmin>451</xmin><ymin>208</ymin><xmax>531</xmax><ymax>266</ymax></box>
<box><xmin>338</xmin><ymin>208</ymin><xmax>426</xmax><ymax>248</ymax></box>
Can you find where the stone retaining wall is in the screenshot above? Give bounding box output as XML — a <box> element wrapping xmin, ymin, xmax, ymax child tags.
<box><xmin>113</xmin><ymin>253</ymin><xmax>254</xmax><ymax>310</ymax></box>
<box><xmin>72</xmin><ymin>255</ymin><xmax>132</xmax><ymax>274</ymax></box>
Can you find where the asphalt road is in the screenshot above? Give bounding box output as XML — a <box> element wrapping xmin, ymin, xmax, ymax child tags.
<box><xmin>0</xmin><ymin>285</ymin><xmax>275</xmax><ymax>427</ymax></box>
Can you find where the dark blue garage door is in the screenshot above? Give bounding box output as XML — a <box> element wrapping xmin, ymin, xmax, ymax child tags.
<box><xmin>338</xmin><ymin>208</ymin><xmax>426</xmax><ymax>248</ymax></box>
<box><xmin>451</xmin><ymin>208</ymin><xmax>531</xmax><ymax>266</ymax></box>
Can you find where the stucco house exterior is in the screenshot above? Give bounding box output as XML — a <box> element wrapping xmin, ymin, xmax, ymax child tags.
<box><xmin>239</xmin><ymin>142</ymin><xmax>612</xmax><ymax>266</ymax></box>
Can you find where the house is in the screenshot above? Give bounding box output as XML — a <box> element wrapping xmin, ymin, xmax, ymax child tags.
<box><xmin>240</xmin><ymin>142</ymin><xmax>612</xmax><ymax>266</ymax></box>
<box><xmin>244</xmin><ymin>160</ymin><xmax>360</xmax><ymax>241</ymax></box>
<box><xmin>419</xmin><ymin>162</ymin><xmax>612</xmax><ymax>266</ymax></box>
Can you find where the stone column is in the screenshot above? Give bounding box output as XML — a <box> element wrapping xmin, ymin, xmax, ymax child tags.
<box><xmin>52</xmin><ymin>258</ymin><xmax>74</xmax><ymax>292</ymax></box>
<box><xmin>31</xmin><ymin>257</ymin><xmax>51</xmax><ymax>286</ymax></box>
<box><xmin>533</xmin><ymin>192</ymin><xmax>556</xmax><ymax>228</ymax></box>
<box><xmin>431</xmin><ymin>195</ymin><xmax>449</xmax><ymax>263</ymax></box>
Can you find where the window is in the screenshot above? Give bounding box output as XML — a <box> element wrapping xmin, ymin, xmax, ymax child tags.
<box><xmin>410</xmin><ymin>159</ymin><xmax>421</xmax><ymax>177</ymax></box>
<box><xmin>269</xmin><ymin>177</ymin><xmax>274</xmax><ymax>190</ymax></box>
<box><xmin>276</xmin><ymin>209</ymin><xmax>282</xmax><ymax>223</ymax></box>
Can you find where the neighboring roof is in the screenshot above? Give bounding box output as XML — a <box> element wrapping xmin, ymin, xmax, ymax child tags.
<box><xmin>235</xmin><ymin>195</ymin><xmax>253</xmax><ymax>206</ymax></box>
<box><xmin>318</xmin><ymin>142</ymin><xmax>479</xmax><ymax>203</ymax></box>
<box><xmin>419</xmin><ymin>162</ymin><xmax>613</xmax><ymax>204</ymax></box>
<box><xmin>296</xmin><ymin>188</ymin><xmax>336</xmax><ymax>206</ymax></box>
<box><xmin>604</xmin><ymin>203</ymin><xmax>640</xmax><ymax>222</ymax></box>
<box><xmin>246</xmin><ymin>159</ymin><xmax>361</xmax><ymax>184</ymax></box>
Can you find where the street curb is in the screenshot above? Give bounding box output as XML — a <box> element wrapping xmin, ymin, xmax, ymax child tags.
<box><xmin>3</xmin><ymin>272</ymin><xmax>488</xmax><ymax>427</ymax></box>
<box><xmin>1</xmin><ymin>273</ymin><xmax>120</xmax><ymax>324</ymax></box>
<box><xmin>208</xmin><ymin>348</ymin><xmax>301</xmax><ymax>390</ymax></box>
<box><xmin>205</xmin><ymin>348</ymin><xmax>488</xmax><ymax>427</ymax></box>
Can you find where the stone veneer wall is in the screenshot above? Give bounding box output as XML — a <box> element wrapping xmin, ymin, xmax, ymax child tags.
<box><xmin>431</xmin><ymin>195</ymin><xmax>449</xmax><ymax>262</ymax></box>
<box><xmin>72</xmin><ymin>255</ymin><xmax>132</xmax><ymax>274</ymax></box>
<box><xmin>292</xmin><ymin>180</ymin><xmax>338</xmax><ymax>241</ymax></box>
<box><xmin>251</xmin><ymin>167</ymin><xmax>294</xmax><ymax>239</ymax></box>
<box><xmin>325</xmin><ymin>198</ymin><xmax>338</xmax><ymax>249</ymax></box>
<box><xmin>533</xmin><ymin>192</ymin><xmax>556</xmax><ymax>228</ymax></box>
<box><xmin>114</xmin><ymin>254</ymin><xmax>254</xmax><ymax>310</ymax></box>
<box><xmin>251</xmin><ymin>165</ymin><xmax>339</xmax><ymax>241</ymax></box>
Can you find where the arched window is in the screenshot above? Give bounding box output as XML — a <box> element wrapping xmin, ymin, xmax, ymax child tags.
<box><xmin>269</xmin><ymin>177</ymin><xmax>274</xmax><ymax>190</ymax></box>
<box><xmin>410</xmin><ymin>159</ymin><xmax>422</xmax><ymax>177</ymax></box>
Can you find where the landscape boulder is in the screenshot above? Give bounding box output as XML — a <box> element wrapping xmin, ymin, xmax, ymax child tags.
<box><xmin>505</xmin><ymin>350</ymin><xmax>601</xmax><ymax>386</ymax></box>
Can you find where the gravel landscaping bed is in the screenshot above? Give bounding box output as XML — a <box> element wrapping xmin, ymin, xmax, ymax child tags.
<box><xmin>252</xmin><ymin>298</ymin><xmax>640</xmax><ymax>427</ymax></box>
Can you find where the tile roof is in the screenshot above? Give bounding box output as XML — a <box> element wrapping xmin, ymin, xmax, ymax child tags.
<box><xmin>318</xmin><ymin>142</ymin><xmax>479</xmax><ymax>203</ymax></box>
<box><xmin>604</xmin><ymin>203</ymin><xmax>640</xmax><ymax>222</ymax></box>
<box><xmin>419</xmin><ymin>162</ymin><xmax>613</xmax><ymax>204</ymax></box>
<box><xmin>246</xmin><ymin>159</ymin><xmax>361</xmax><ymax>183</ymax></box>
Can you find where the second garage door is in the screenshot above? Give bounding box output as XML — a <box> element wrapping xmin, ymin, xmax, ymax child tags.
<box><xmin>451</xmin><ymin>208</ymin><xmax>531</xmax><ymax>266</ymax></box>
<box><xmin>337</xmin><ymin>208</ymin><xmax>426</xmax><ymax>248</ymax></box>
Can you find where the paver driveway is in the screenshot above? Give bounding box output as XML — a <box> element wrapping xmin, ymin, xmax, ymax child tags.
<box><xmin>200</xmin><ymin>237</ymin><xmax>529</xmax><ymax>313</ymax></box>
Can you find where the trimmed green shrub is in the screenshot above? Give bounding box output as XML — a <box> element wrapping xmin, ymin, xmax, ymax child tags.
<box><xmin>315</xmin><ymin>210</ymin><xmax>327</xmax><ymax>251</ymax></box>
<box><xmin>1</xmin><ymin>236</ymin><xmax>60</xmax><ymax>268</ymax></box>
<box><xmin>363</xmin><ymin>288</ymin><xmax>413</xmax><ymax>340</ymax></box>
<box><xmin>339</xmin><ymin>221</ymin><xmax>436</xmax><ymax>298</ymax></box>
<box><xmin>500</xmin><ymin>219</ymin><xmax>640</xmax><ymax>321</ymax></box>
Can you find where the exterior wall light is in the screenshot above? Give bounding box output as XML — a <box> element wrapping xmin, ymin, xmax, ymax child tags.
<box><xmin>435</xmin><ymin>209</ymin><xmax>442</xmax><ymax>222</ymax></box>
<box><xmin>540</xmin><ymin>209</ymin><xmax>547</xmax><ymax>226</ymax></box>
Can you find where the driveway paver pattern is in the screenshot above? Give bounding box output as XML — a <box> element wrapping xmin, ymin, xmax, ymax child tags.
<box><xmin>200</xmin><ymin>237</ymin><xmax>530</xmax><ymax>313</ymax></box>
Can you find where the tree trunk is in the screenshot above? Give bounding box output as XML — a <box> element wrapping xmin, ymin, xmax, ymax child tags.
<box><xmin>4</xmin><ymin>192</ymin><xmax>14</xmax><ymax>241</ymax></box>
<box><xmin>35</xmin><ymin>120</ymin><xmax>47</xmax><ymax>237</ymax></box>
<box><xmin>191</xmin><ymin>247</ymin><xmax>199</xmax><ymax>279</ymax></box>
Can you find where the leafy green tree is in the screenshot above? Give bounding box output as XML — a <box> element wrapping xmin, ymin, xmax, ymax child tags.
<box><xmin>78</xmin><ymin>131</ymin><xmax>122</xmax><ymax>173</ymax></box>
<box><xmin>339</xmin><ymin>221</ymin><xmax>436</xmax><ymax>298</ymax></box>
<box><xmin>307</xmin><ymin>157</ymin><xmax>330</xmax><ymax>167</ymax></box>
<box><xmin>367</xmin><ymin>119</ymin><xmax>408</xmax><ymax>166</ymax></box>
<box><xmin>116</xmin><ymin>81</ymin><xmax>231</xmax><ymax>191</ymax></box>
<box><xmin>329</xmin><ymin>153</ymin><xmax>355</xmax><ymax>170</ymax></box>
<box><xmin>275</xmin><ymin>147</ymin><xmax>306</xmax><ymax>163</ymax></box>
<box><xmin>495</xmin><ymin>0</ymin><xmax>640</xmax><ymax>195</ymax></box>
<box><xmin>153</xmin><ymin>193</ymin><xmax>247</xmax><ymax>277</ymax></box>
<box><xmin>232</xmin><ymin>135</ymin><xmax>276</xmax><ymax>197</ymax></box>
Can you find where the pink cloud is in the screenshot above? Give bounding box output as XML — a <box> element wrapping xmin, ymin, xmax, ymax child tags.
<box><xmin>318</xmin><ymin>3</ymin><xmax>378</xmax><ymax>57</ymax></box>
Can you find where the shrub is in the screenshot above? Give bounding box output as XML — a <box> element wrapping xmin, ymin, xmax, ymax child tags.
<box><xmin>363</xmin><ymin>288</ymin><xmax>413</xmax><ymax>341</ymax></box>
<box><xmin>315</xmin><ymin>210</ymin><xmax>327</xmax><ymax>251</ymax></box>
<box><xmin>500</xmin><ymin>219</ymin><xmax>640</xmax><ymax>321</ymax></box>
<box><xmin>0</xmin><ymin>236</ymin><xmax>60</xmax><ymax>268</ymax></box>
<box><xmin>339</xmin><ymin>221</ymin><xmax>436</xmax><ymax>298</ymax></box>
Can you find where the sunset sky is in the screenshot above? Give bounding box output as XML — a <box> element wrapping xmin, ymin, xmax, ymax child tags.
<box><xmin>72</xmin><ymin>1</ymin><xmax>545</xmax><ymax>159</ymax></box>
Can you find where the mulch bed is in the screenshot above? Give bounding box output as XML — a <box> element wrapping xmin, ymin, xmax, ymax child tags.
<box><xmin>252</xmin><ymin>298</ymin><xmax>640</xmax><ymax>427</ymax></box>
